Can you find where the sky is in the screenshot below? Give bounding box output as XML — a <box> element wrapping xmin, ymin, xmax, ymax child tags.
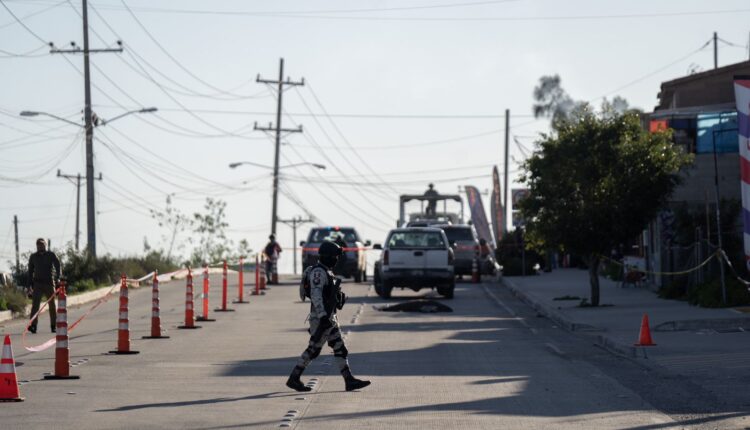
<box><xmin>1</xmin><ymin>0</ymin><xmax>749</xmax><ymax>273</ymax></box>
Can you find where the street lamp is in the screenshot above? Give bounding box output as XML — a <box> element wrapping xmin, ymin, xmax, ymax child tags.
<box><xmin>19</xmin><ymin>106</ymin><xmax>157</xmax><ymax>258</ymax></box>
<box><xmin>20</xmin><ymin>107</ymin><xmax>158</xmax><ymax>128</ymax></box>
<box><xmin>229</xmin><ymin>161</ymin><xmax>326</xmax><ymax>170</ymax></box>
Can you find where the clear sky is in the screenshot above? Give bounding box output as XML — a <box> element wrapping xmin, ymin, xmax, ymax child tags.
<box><xmin>1</xmin><ymin>0</ymin><xmax>749</xmax><ymax>273</ymax></box>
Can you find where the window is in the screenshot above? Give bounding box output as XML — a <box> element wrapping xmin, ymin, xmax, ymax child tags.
<box><xmin>388</xmin><ymin>231</ymin><xmax>446</xmax><ymax>249</ymax></box>
<box><xmin>441</xmin><ymin>227</ymin><xmax>474</xmax><ymax>243</ymax></box>
<box><xmin>309</xmin><ymin>228</ymin><xmax>359</xmax><ymax>243</ymax></box>
<box><xmin>696</xmin><ymin>111</ymin><xmax>738</xmax><ymax>154</ymax></box>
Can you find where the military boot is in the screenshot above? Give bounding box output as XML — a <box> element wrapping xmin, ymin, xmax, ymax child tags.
<box><xmin>342</xmin><ymin>366</ymin><xmax>371</xmax><ymax>392</ymax></box>
<box><xmin>286</xmin><ymin>366</ymin><xmax>312</xmax><ymax>392</ymax></box>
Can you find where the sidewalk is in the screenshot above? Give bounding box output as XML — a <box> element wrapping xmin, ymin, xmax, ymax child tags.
<box><xmin>501</xmin><ymin>269</ymin><xmax>750</xmax><ymax>407</ymax></box>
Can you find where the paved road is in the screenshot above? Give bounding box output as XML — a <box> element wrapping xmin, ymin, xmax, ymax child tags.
<box><xmin>0</xmin><ymin>274</ymin><xmax>743</xmax><ymax>429</ymax></box>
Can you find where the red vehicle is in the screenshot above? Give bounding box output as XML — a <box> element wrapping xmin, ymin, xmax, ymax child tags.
<box><xmin>300</xmin><ymin>226</ymin><xmax>370</xmax><ymax>282</ymax></box>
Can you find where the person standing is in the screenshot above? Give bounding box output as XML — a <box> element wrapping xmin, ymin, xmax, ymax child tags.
<box><xmin>27</xmin><ymin>238</ymin><xmax>61</xmax><ymax>334</ymax></box>
<box><xmin>287</xmin><ymin>241</ymin><xmax>370</xmax><ymax>392</ymax></box>
<box><xmin>263</xmin><ymin>234</ymin><xmax>282</xmax><ymax>284</ymax></box>
<box><xmin>424</xmin><ymin>183</ymin><xmax>439</xmax><ymax>216</ymax></box>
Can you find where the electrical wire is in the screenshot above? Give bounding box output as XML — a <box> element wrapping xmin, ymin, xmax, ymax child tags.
<box><xmin>0</xmin><ymin>0</ymin><xmax>49</xmax><ymax>44</ymax></box>
<box><xmin>0</xmin><ymin>44</ymin><xmax>48</xmax><ymax>58</ymax></box>
<box><xmin>0</xmin><ymin>0</ymin><xmax>65</xmax><ymax>31</ymax></box>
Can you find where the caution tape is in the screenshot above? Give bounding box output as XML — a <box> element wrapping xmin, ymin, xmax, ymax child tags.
<box><xmin>22</xmin><ymin>281</ymin><xmax>121</xmax><ymax>353</ymax></box>
<box><xmin>718</xmin><ymin>250</ymin><xmax>750</xmax><ymax>287</ymax></box>
<box><xmin>599</xmin><ymin>251</ymin><xmax>719</xmax><ymax>276</ymax></box>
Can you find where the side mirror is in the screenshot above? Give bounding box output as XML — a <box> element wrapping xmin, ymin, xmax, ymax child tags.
<box><xmin>364</xmin><ymin>240</ymin><xmax>372</xmax><ymax>247</ymax></box>
<box><xmin>299</xmin><ymin>241</ymin><xmax>305</xmax><ymax>246</ymax></box>
<box><xmin>373</xmin><ymin>244</ymin><xmax>383</xmax><ymax>250</ymax></box>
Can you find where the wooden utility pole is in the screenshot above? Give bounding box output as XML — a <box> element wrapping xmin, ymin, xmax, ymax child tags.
<box><xmin>57</xmin><ymin>169</ymin><xmax>102</xmax><ymax>251</ymax></box>
<box><xmin>50</xmin><ymin>0</ymin><xmax>122</xmax><ymax>257</ymax></box>
<box><xmin>713</xmin><ymin>31</ymin><xmax>718</xmax><ymax>69</ymax></box>
<box><xmin>279</xmin><ymin>216</ymin><xmax>313</xmax><ymax>274</ymax></box>
<box><xmin>13</xmin><ymin>215</ymin><xmax>19</xmax><ymax>278</ymax></box>
<box><xmin>255</xmin><ymin>58</ymin><xmax>304</xmax><ymax>235</ymax></box>
<box><xmin>503</xmin><ymin>109</ymin><xmax>510</xmax><ymax>233</ymax></box>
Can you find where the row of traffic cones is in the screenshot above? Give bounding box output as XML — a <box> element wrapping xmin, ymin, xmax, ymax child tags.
<box><xmin>1</xmin><ymin>258</ymin><xmax>262</xmax><ymax>401</ymax></box>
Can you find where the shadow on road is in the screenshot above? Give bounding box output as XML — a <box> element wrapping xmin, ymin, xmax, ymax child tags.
<box><xmin>95</xmin><ymin>391</ymin><xmax>297</xmax><ymax>412</ymax></box>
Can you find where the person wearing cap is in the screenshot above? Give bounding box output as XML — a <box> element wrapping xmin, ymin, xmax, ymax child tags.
<box><xmin>27</xmin><ymin>238</ymin><xmax>61</xmax><ymax>334</ymax></box>
<box><xmin>424</xmin><ymin>183</ymin><xmax>439</xmax><ymax>216</ymax></box>
<box><xmin>287</xmin><ymin>240</ymin><xmax>370</xmax><ymax>392</ymax></box>
<box><xmin>263</xmin><ymin>234</ymin><xmax>282</xmax><ymax>284</ymax></box>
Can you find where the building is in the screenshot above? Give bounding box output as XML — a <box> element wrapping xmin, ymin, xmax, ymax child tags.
<box><xmin>641</xmin><ymin>60</ymin><xmax>750</xmax><ymax>288</ymax></box>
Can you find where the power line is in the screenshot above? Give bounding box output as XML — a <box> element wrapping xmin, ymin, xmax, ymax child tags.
<box><xmin>0</xmin><ymin>0</ymin><xmax>65</xmax><ymax>31</ymax></box>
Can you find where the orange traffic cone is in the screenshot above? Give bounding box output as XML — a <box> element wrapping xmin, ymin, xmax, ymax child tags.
<box><xmin>110</xmin><ymin>275</ymin><xmax>140</xmax><ymax>355</ymax></box>
<box><xmin>260</xmin><ymin>255</ymin><xmax>268</xmax><ymax>291</ymax></box>
<box><xmin>215</xmin><ymin>260</ymin><xmax>234</xmax><ymax>312</ymax></box>
<box><xmin>234</xmin><ymin>256</ymin><xmax>249</xmax><ymax>304</ymax></box>
<box><xmin>178</xmin><ymin>269</ymin><xmax>201</xmax><ymax>329</ymax></box>
<box><xmin>471</xmin><ymin>258</ymin><xmax>480</xmax><ymax>283</ymax></box>
<box><xmin>143</xmin><ymin>271</ymin><xmax>169</xmax><ymax>339</ymax></box>
<box><xmin>634</xmin><ymin>314</ymin><xmax>656</xmax><ymax>346</ymax></box>
<box><xmin>0</xmin><ymin>335</ymin><xmax>24</xmax><ymax>402</ymax></box>
<box><xmin>44</xmin><ymin>281</ymin><xmax>79</xmax><ymax>380</ymax></box>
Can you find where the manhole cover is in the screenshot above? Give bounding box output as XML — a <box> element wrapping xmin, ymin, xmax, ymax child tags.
<box><xmin>377</xmin><ymin>300</ymin><xmax>453</xmax><ymax>313</ymax></box>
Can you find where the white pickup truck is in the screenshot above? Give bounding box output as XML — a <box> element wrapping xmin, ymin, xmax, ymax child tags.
<box><xmin>372</xmin><ymin>227</ymin><xmax>455</xmax><ymax>299</ymax></box>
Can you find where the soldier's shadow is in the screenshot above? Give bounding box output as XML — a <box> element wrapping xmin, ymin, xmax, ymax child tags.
<box><xmin>94</xmin><ymin>391</ymin><xmax>297</xmax><ymax>412</ymax></box>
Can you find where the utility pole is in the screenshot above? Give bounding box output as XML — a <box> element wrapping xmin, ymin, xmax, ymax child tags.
<box><xmin>279</xmin><ymin>216</ymin><xmax>313</xmax><ymax>275</ymax></box>
<box><xmin>503</xmin><ymin>109</ymin><xmax>510</xmax><ymax>233</ymax></box>
<box><xmin>57</xmin><ymin>169</ymin><xmax>102</xmax><ymax>251</ymax></box>
<box><xmin>50</xmin><ymin>0</ymin><xmax>122</xmax><ymax>258</ymax></box>
<box><xmin>13</xmin><ymin>215</ymin><xmax>19</xmax><ymax>278</ymax></box>
<box><xmin>711</xmin><ymin>132</ymin><xmax>727</xmax><ymax>305</ymax></box>
<box><xmin>713</xmin><ymin>31</ymin><xmax>718</xmax><ymax>69</ymax></box>
<box><xmin>255</xmin><ymin>58</ymin><xmax>304</xmax><ymax>235</ymax></box>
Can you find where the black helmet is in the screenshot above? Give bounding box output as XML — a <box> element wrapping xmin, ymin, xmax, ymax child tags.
<box><xmin>269</xmin><ymin>234</ymin><xmax>275</xmax><ymax>240</ymax></box>
<box><xmin>318</xmin><ymin>240</ymin><xmax>342</xmax><ymax>268</ymax></box>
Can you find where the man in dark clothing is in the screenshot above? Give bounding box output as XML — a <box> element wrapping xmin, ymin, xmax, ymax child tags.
<box><xmin>263</xmin><ymin>234</ymin><xmax>282</xmax><ymax>284</ymax></box>
<box><xmin>424</xmin><ymin>183</ymin><xmax>438</xmax><ymax>216</ymax></box>
<box><xmin>28</xmin><ymin>238</ymin><xmax>61</xmax><ymax>334</ymax></box>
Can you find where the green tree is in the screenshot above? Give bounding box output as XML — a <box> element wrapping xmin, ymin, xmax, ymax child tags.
<box><xmin>519</xmin><ymin>111</ymin><xmax>692</xmax><ymax>306</ymax></box>
<box><xmin>190</xmin><ymin>198</ymin><xmax>232</xmax><ymax>265</ymax></box>
<box><xmin>150</xmin><ymin>195</ymin><xmax>193</xmax><ymax>262</ymax></box>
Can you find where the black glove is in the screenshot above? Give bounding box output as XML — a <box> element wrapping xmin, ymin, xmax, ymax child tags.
<box><xmin>336</xmin><ymin>292</ymin><xmax>347</xmax><ymax>310</ymax></box>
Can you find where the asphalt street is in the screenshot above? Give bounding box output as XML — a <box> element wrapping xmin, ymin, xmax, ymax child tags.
<box><xmin>0</xmin><ymin>274</ymin><xmax>745</xmax><ymax>429</ymax></box>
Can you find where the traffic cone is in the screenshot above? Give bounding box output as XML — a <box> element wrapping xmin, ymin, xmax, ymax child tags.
<box><xmin>143</xmin><ymin>271</ymin><xmax>169</xmax><ymax>339</ymax></box>
<box><xmin>260</xmin><ymin>255</ymin><xmax>268</xmax><ymax>291</ymax></box>
<box><xmin>252</xmin><ymin>255</ymin><xmax>264</xmax><ymax>296</ymax></box>
<box><xmin>110</xmin><ymin>275</ymin><xmax>139</xmax><ymax>354</ymax></box>
<box><xmin>271</xmin><ymin>257</ymin><xmax>279</xmax><ymax>285</ymax></box>
<box><xmin>196</xmin><ymin>265</ymin><xmax>215</xmax><ymax>322</ymax></box>
<box><xmin>634</xmin><ymin>314</ymin><xmax>656</xmax><ymax>346</ymax></box>
<box><xmin>215</xmin><ymin>260</ymin><xmax>235</xmax><ymax>312</ymax></box>
<box><xmin>178</xmin><ymin>269</ymin><xmax>201</xmax><ymax>329</ymax></box>
<box><xmin>44</xmin><ymin>280</ymin><xmax>79</xmax><ymax>380</ymax></box>
<box><xmin>471</xmin><ymin>258</ymin><xmax>480</xmax><ymax>283</ymax></box>
<box><xmin>0</xmin><ymin>335</ymin><xmax>24</xmax><ymax>401</ymax></box>
<box><xmin>234</xmin><ymin>256</ymin><xmax>249</xmax><ymax>304</ymax></box>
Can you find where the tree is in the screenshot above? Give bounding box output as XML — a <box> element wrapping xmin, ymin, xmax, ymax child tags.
<box><xmin>190</xmin><ymin>198</ymin><xmax>232</xmax><ymax>265</ymax></box>
<box><xmin>150</xmin><ymin>195</ymin><xmax>192</xmax><ymax>262</ymax></box>
<box><xmin>519</xmin><ymin>111</ymin><xmax>692</xmax><ymax>306</ymax></box>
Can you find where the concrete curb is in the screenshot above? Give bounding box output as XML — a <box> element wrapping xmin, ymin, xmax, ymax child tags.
<box><xmin>653</xmin><ymin>317</ymin><xmax>750</xmax><ymax>332</ymax></box>
<box><xmin>500</xmin><ymin>276</ymin><xmax>638</xmax><ymax>358</ymax></box>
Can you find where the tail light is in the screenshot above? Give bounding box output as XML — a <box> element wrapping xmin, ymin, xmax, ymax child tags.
<box><xmin>383</xmin><ymin>250</ymin><xmax>389</xmax><ymax>265</ymax></box>
<box><xmin>448</xmin><ymin>249</ymin><xmax>454</xmax><ymax>265</ymax></box>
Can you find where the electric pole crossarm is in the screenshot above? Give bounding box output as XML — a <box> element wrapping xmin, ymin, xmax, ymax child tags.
<box><xmin>50</xmin><ymin>48</ymin><xmax>123</xmax><ymax>54</ymax></box>
<box><xmin>254</xmin><ymin>122</ymin><xmax>303</xmax><ymax>133</ymax></box>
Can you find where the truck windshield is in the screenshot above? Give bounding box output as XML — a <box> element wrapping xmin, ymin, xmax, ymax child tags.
<box><xmin>441</xmin><ymin>227</ymin><xmax>474</xmax><ymax>243</ymax></box>
<box><xmin>308</xmin><ymin>228</ymin><xmax>359</xmax><ymax>243</ymax></box>
<box><xmin>388</xmin><ymin>231</ymin><xmax>446</xmax><ymax>249</ymax></box>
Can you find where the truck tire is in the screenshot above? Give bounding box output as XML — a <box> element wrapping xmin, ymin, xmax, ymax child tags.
<box><xmin>379</xmin><ymin>280</ymin><xmax>393</xmax><ymax>299</ymax></box>
<box><xmin>438</xmin><ymin>284</ymin><xmax>455</xmax><ymax>299</ymax></box>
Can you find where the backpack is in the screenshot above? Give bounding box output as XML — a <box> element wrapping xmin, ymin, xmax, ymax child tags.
<box><xmin>299</xmin><ymin>266</ymin><xmax>314</xmax><ymax>301</ymax></box>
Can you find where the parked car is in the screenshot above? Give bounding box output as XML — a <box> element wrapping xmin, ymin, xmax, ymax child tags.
<box><xmin>372</xmin><ymin>227</ymin><xmax>455</xmax><ymax>299</ymax></box>
<box><xmin>434</xmin><ymin>224</ymin><xmax>479</xmax><ymax>277</ymax></box>
<box><xmin>300</xmin><ymin>226</ymin><xmax>370</xmax><ymax>282</ymax></box>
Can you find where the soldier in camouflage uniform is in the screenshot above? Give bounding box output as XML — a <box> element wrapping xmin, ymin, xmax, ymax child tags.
<box><xmin>287</xmin><ymin>240</ymin><xmax>370</xmax><ymax>392</ymax></box>
<box><xmin>27</xmin><ymin>238</ymin><xmax>61</xmax><ymax>334</ymax></box>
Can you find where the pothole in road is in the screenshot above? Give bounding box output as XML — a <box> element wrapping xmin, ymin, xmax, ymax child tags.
<box><xmin>376</xmin><ymin>300</ymin><xmax>453</xmax><ymax>313</ymax></box>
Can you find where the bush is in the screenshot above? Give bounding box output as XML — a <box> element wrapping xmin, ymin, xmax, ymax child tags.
<box><xmin>601</xmin><ymin>261</ymin><xmax>624</xmax><ymax>281</ymax></box>
<box><xmin>501</xmin><ymin>257</ymin><xmax>538</xmax><ymax>277</ymax></box>
<box><xmin>69</xmin><ymin>279</ymin><xmax>98</xmax><ymax>294</ymax></box>
<box><xmin>658</xmin><ymin>277</ymin><xmax>689</xmax><ymax>300</ymax></box>
<box><xmin>687</xmin><ymin>277</ymin><xmax>750</xmax><ymax>308</ymax></box>
<box><xmin>0</xmin><ymin>286</ymin><xmax>29</xmax><ymax>314</ymax></box>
